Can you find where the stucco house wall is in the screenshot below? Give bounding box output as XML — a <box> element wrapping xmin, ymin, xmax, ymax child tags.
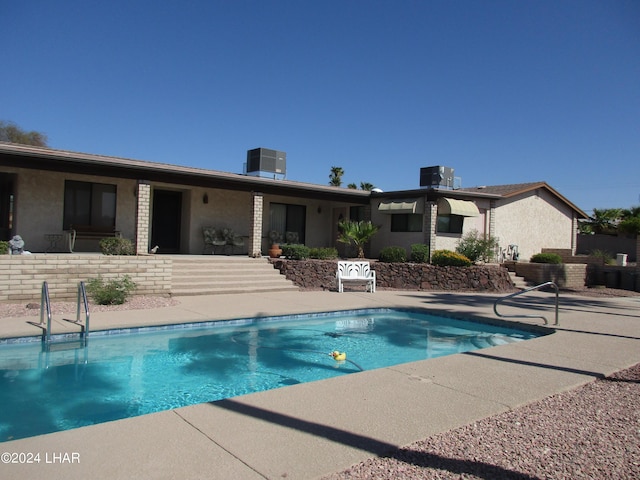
<box><xmin>492</xmin><ymin>189</ymin><xmax>575</xmax><ymax>261</ymax></box>
<box><xmin>7</xmin><ymin>167</ymin><xmax>137</xmax><ymax>253</ymax></box>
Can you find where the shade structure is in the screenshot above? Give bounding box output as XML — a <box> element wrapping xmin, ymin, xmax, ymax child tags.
<box><xmin>378</xmin><ymin>198</ymin><xmax>423</xmax><ymax>214</ymax></box>
<box><xmin>437</xmin><ymin>198</ymin><xmax>480</xmax><ymax>217</ymax></box>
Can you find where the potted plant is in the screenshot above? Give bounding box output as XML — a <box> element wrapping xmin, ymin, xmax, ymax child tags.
<box><xmin>268</xmin><ymin>230</ymin><xmax>282</xmax><ymax>258</ymax></box>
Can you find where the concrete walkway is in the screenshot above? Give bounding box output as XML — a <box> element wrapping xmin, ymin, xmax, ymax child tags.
<box><xmin>1</xmin><ymin>290</ymin><xmax>639</xmax><ymax>479</ymax></box>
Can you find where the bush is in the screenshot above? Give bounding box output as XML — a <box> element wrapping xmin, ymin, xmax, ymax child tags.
<box><xmin>0</xmin><ymin>241</ymin><xmax>9</xmax><ymax>254</ymax></box>
<box><xmin>431</xmin><ymin>249</ymin><xmax>472</xmax><ymax>267</ymax></box>
<box><xmin>410</xmin><ymin>244</ymin><xmax>430</xmax><ymax>263</ymax></box>
<box><xmin>530</xmin><ymin>253</ymin><xmax>562</xmax><ymax>264</ymax></box>
<box><xmin>309</xmin><ymin>247</ymin><xmax>338</xmax><ymax>260</ymax></box>
<box><xmin>378</xmin><ymin>246</ymin><xmax>407</xmax><ymax>263</ymax></box>
<box><xmin>589</xmin><ymin>249</ymin><xmax>615</xmax><ymax>265</ymax></box>
<box><xmin>281</xmin><ymin>244</ymin><xmax>310</xmax><ymax>260</ymax></box>
<box><xmin>100</xmin><ymin>237</ymin><xmax>135</xmax><ymax>255</ymax></box>
<box><xmin>86</xmin><ymin>275</ymin><xmax>137</xmax><ymax>305</ymax></box>
<box><xmin>455</xmin><ymin>230</ymin><xmax>498</xmax><ymax>263</ymax></box>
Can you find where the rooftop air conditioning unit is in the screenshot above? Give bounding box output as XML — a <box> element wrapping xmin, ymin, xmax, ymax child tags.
<box><xmin>245</xmin><ymin>148</ymin><xmax>286</xmax><ymax>178</ymax></box>
<box><xmin>420</xmin><ymin>166</ymin><xmax>455</xmax><ymax>189</ymax></box>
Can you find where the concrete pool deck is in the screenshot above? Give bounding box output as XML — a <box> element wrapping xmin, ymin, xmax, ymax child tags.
<box><xmin>1</xmin><ymin>289</ymin><xmax>639</xmax><ymax>479</ymax></box>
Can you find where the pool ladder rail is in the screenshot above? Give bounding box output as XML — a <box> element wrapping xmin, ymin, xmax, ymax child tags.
<box><xmin>494</xmin><ymin>281</ymin><xmax>559</xmax><ymax>326</ymax></box>
<box><xmin>29</xmin><ymin>281</ymin><xmax>91</xmax><ymax>345</ymax></box>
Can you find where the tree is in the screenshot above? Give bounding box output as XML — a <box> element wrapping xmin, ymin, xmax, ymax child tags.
<box><xmin>347</xmin><ymin>183</ymin><xmax>357</xmax><ymax>189</ymax></box>
<box><xmin>329</xmin><ymin>166</ymin><xmax>344</xmax><ymax>187</ymax></box>
<box><xmin>587</xmin><ymin>208</ymin><xmax>623</xmax><ymax>234</ymax></box>
<box><xmin>337</xmin><ymin>220</ymin><xmax>379</xmax><ymax>258</ymax></box>
<box><xmin>359</xmin><ymin>182</ymin><xmax>375</xmax><ymax>191</ymax></box>
<box><xmin>0</xmin><ymin>120</ymin><xmax>48</xmax><ymax>147</ymax></box>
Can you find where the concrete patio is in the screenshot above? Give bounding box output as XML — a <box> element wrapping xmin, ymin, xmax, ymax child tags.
<box><xmin>1</xmin><ymin>289</ymin><xmax>639</xmax><ymax>479</ymax></box>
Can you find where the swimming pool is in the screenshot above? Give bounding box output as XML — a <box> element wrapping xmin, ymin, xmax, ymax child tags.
<box><xmin>0</xmin><ymin>308</ymin><xmax>542</xmax><ymax>442</ymax></box>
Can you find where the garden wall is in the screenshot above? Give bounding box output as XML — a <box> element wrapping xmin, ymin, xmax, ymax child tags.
<box><xmin>0</xmin><ymin>254</ymin><xmax>172</xmax><ymax>302</ymax></box>
<box><xmin>514</xmin><ymin>263</ymin><xmax>587</xmax><ymax>289</ymax></box>
<box><xmin>271</xmin><ymin>259</ymin><xmax>515</xmax><ymax>292</ymax></box>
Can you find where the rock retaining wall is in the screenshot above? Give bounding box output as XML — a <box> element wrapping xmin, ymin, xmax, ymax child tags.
<box><xmin>271</xmin><ymin>259</ymin><xmax>515</xmax><ymax>292</ymax></box>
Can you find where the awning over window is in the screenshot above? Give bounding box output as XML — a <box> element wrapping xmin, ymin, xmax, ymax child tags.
<box><xmin>437</xmin><ymin>198</ymin><xmax>479</xmax><ymax>217</ymax></box>
<box><xmin>378</xmin><ymin>198</ymin><xmax>423</xmax><ymax>214</ymax></box>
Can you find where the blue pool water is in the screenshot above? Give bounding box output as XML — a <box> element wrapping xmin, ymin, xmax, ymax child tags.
<box><xmin>0</xmin><ymin>309</ymin><xmax>541</xmax><ymax>442</ymax></box>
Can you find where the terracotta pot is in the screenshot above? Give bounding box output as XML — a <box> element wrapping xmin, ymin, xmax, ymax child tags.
<box><xmin>268</xmin><ymin>244</ymin><xmax>282</xmax><ymax>258</ymax></box>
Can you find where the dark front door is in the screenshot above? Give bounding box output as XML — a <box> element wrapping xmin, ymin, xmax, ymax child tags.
<box><xmin>0</xmin><ymin>173</ymin><xmax>15</xmax><ymax>241</ymax></box>
<box><xmin>151</xmin><ymin>190</ymin><xmax>182</xmax><ymax>253</ymax></box>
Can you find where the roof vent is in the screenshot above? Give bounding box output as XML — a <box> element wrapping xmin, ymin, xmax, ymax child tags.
<box><xmin>244</xmin><ymin>148</ymin><xmax>286</xmax><ymax>179</ymax></box>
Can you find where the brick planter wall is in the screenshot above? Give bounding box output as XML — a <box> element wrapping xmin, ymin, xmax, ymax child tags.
<box><xmin>0</xmin><ymin>254</ymin><xmax>172</xmax><ymax>302</ymax></box>
<box><xmin>271</xmin><ymin>259</ymin><xmax>515</xmax><ymax>292</ymax></box>
<box><xmin>514</xmin><ymin>262</ymin><xmax>586</xmax><ymax>289</ymax></box>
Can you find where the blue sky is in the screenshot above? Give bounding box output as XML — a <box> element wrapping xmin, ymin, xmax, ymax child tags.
<box><xmin>2</xmin><ymin>0</ymin><xmax>639</xmax><ymax>215</ymax></box>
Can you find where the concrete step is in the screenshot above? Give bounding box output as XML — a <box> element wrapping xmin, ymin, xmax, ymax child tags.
<box><xmin>170</xmin><ymin>255</ymin><xmax>298</xmax><ymax>296</ymax></box>
<box><xmin>508</xmin><ymin>271</ymin><xmax>530</xmax><ymax>290</ymax></box>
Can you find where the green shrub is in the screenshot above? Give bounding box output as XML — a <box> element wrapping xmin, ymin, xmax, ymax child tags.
<box><xmin>589</xmin><ymin>249</ymin><xmax>615</xmax><ymax>265</ymax></box>
<box><xmin>455</xmin><ymin>230</ymin><xmax>499</xmax><ymax>263</ymax></box>
<box><xmin>431</xmin><ymin>249</ymin><xmax>472</xmax><ymax>267</ymax></box>
<box><xmin>309</xmin><ymin>247</ymin><xmax>338</xmax><ymax>260</ymax></box>
<box><xmin>281</xmin><ymin>244</ymin><xmax>310</xmax><ymax>260</ymax></box>
<box><xmin>0</xmin><ymin>241</ymin><xmax>9</xmax><ymax>255</ymax></box>
<box><xmin>378</xmin><ymin>246</ymin><xmax>407</xmax><ymax>263</ymax></box>
<box><xmin>410</xmin><ymin>244</ymin><xmax>430</xmax><ymax>263</ymax></box>
<box><xmin>86</xmin><ymin>275</ymin><xmax>137</xmax><ymax>305</ymax></box>
<box><xmin>530</xmin><ymin>253</ymin><xmax>562</xmax><ymax>264</ymax></box>
<box><xmin>100</xmin><ymin>237</ymin><xmax>135</xmax><ymax>255</ymax></box>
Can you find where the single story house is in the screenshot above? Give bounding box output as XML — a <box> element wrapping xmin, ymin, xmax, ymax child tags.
<box><xmin>0</xmin><ymin>142</ymin><xmax>587</xmax><ymax>261</ymax></box>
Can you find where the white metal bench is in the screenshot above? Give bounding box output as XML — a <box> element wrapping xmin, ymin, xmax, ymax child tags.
<box><xmin>336</xmin><ymin>261</ymin><xmax>376</xmax><ymax>293</ymax></box>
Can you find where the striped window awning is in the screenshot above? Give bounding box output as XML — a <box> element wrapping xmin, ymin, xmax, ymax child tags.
<box><xmin>378</xmin><ymin>198</ymin><xmax>424</xmax><ymax>214</ymax></box>
<box><xmin>437</xmin><ymin>198</ymin><xmax>480</xmax><ymax>217</ymax></box>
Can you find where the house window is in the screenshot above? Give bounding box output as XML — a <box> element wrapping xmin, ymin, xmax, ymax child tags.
<box><xmin>63</xmin><ymin>180</ymin><xmax>117</xmax><ymax>230</ymax></box>
<box><xmin>270</xmin><ymin>202</ymin><xmax>306</xmax><ymax>244</ymax></box>
<box><xmin>349</xmin><ymin>206</ymin><xmax>366</xmax><ymax>222</ymax></box>
<box><xmin>437</xmin><ymin>215</ymin><xmax>464</xmax><ymax>234</ymax></box>
<box><xmin>391</xmin><ymin>214</ymin><xmax>423</xmax><ymax>232</ymax></box>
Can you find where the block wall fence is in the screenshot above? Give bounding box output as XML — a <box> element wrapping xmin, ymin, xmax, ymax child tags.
<box><xmin>0</xmin><ymin>255</ymin><xmax>172</xmax><ymax>302</ymax></box>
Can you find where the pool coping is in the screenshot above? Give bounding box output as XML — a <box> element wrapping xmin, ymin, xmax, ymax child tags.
<box><xmin>1</xmin><ymin>290</ymin><xmax>639</xmax><ymax>480</ymax></box>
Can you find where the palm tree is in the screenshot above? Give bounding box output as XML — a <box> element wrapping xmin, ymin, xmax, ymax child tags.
<box><xmin>347</xmin><ymin>183</ymin><xmax>357</xmax><ymax>189</ymax></box>
<box><xmin>589</xmin><ymin>208</ymin><xmax>622</xmax><ymax>234</ymax></box>
<box><xmin>337</xmin><ymin>220</ymin><xmax>379</xmax><ymax>258</ymax></box>
<box><xmin>360</xmin><ymin>182</ymin><xmax>375</xmax><ymax>191</ymax></box>
<box><xmin>329</xmin><ymin>166</ymin><xmax>344</xmax><ymax>187</ymax></box>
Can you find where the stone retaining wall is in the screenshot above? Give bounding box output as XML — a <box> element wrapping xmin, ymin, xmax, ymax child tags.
<box><xmin>0</xmin><ymin>254</ymin><xmax>172</xmax><ymax>302</ymax></box>
<box><xmin>271</xmin><ymin>259</ymin><xmax>515</xmax><ymax>292</ymax></box>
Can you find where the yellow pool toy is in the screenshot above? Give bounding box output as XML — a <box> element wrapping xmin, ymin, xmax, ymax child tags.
<box><xmin>331</xmin><ymin>351</ymin><xmax>347</xmax><ymax>361</ymax></box>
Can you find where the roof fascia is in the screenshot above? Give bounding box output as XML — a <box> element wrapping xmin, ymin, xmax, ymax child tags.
<box><xmin>0</xmin><ymin>143</ymin><xmax>370</xmax><ymax>204</ymax></box>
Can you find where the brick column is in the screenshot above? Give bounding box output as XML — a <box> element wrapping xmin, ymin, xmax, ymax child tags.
<box><xmin>249</xmin><ymin>192</ymin><xmax>263</xmax><ymax>257</ymax></box>
<box><xmin>135</xmin><ymin>181</ymin><xmax>151</xmax><ymax>255</ymax></box>
<box><xmin>424</xmin><ymin>200</ymin><xmax>437</xmax><ymax>260</ymax></box>
<box><xmin>489</xmin><ymin>199</ymin><xmax>496</xmax><ymax>239</ymax></box>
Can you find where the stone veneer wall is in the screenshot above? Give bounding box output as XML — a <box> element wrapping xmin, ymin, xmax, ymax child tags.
<box><xmin>271</xmin><ymin>259</ymin><xmax>515</xmax><ymax>292</ymax></box>
<box><xmin>0</xmin><ymin>254</ymin><xmax>172</xmax><ymax>302</ymax></box>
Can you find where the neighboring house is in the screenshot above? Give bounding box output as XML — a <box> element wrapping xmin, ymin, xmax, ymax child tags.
<box><xmin>370</xmin><ymin>183</ymin><xmax>588</xmax><ymax>261</ymax></box>
<box><xmin>0</xmin><ymin>142</ymin><xmax>587</xmax><ymax>260</ymax></box>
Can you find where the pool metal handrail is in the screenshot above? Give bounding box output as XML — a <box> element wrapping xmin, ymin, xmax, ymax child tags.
<box><xmin>61</xmin><ymin>281</ymin><xmax>90</xmax><ymax>343</ymax></box>
<box><xmin>39</xmin><ymin>281</ymin><xmax>53</xmax><ymax>343</ymax></box>
<box><xmin>493</xmin><ymin>281</ymin><xmax>559</xmax><ymax>326</ymax></box>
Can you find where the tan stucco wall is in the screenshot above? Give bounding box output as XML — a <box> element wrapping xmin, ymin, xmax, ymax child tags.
<box><xmin>5</xmin><ymin>167</ymin><xmax>137</xmax><ymax>253</ymax></box>
<box><xmin>262</xmin><ymin>194</ymin><xmax>356</xmax><ymax>253</ymax></box>
<box><xmin>493</xmin><ymin>189</ymin><xmax>574</xmax><ymax>261</ymax></box>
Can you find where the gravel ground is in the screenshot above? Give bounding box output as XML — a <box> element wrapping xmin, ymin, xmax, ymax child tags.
<box><xmin>0</xmin><ymin>295</ymin><xmax>180</xmax><ymax>319</ymax></box>
<box><xmin>323</xmin><ymin>363</ymin><xmax>640</xmax><ymax>480</ymax></box>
